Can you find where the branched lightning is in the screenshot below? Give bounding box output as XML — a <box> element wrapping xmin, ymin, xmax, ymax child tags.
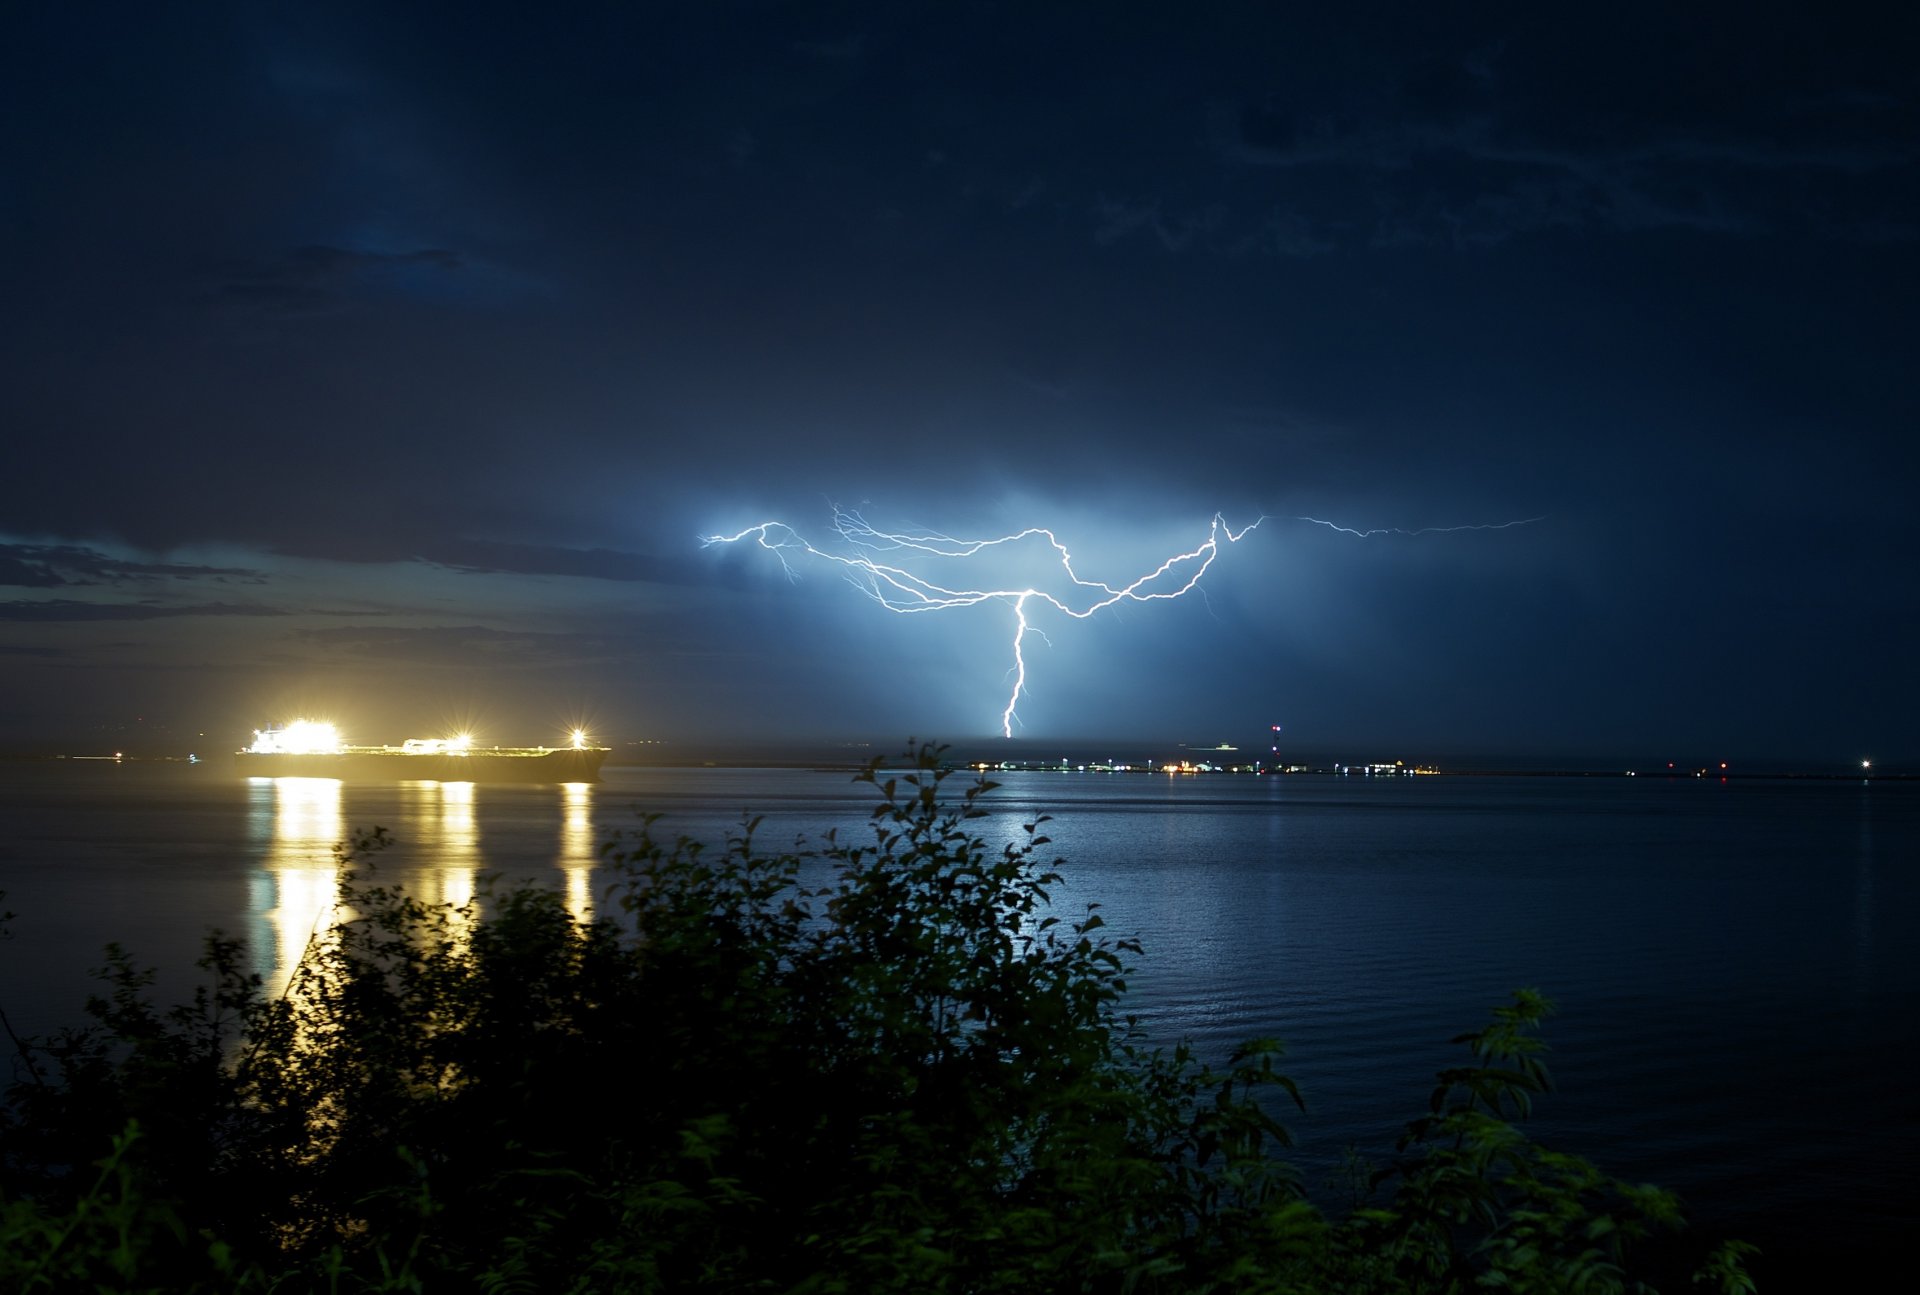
<box><xmin>702</xmin><ymin>507</ymin><xmax>1262</xmax><ymax>736</ymax></box>
<box><xmin>1295</xmin><ymin>515</ymin><xmax>1545</xmax><ymax>538</ymax></box>
<box><xmin>704</xmin><ymin>506</ymin><xmax>1542</xmax><ymax>736</ymax></box>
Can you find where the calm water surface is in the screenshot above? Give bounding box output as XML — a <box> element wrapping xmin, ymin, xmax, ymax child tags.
<box><xmin>1</xmin><ymin>760</ymin><xmax>1914</xmax><ymax>1285</ymax></box>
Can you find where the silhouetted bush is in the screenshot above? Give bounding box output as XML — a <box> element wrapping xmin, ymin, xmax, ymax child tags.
<box><xmin>0</xmin><ymin>745</ymin><xmax>1754</xmax><ymax>1291</ymax></box>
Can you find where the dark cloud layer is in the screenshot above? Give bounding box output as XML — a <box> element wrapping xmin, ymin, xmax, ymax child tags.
<box><xmin>212</xmin><ymin>245</ymin><xmax>467</xmax><ymax>319</ymax></box>
<box><xmin>0</xmin><ymin>544</ymin><xmax>264</xmax><ymax>589</ymax></box>
<box><xmin>293</xmin><ymin>624</ymin><xmax>633</xmax><ymax>666</ymax></box>
<box><xmin>0</xmin><ymin>600</ymin><xmax>284</xmax><ymax>623</ymax></box>
<box><xmin>417</xmin><ymin>540</ymin><xmax>704</xmax><ymax>586</ymax></box>
<box><xmin>0</xmin><ymin>1</ymin><xmax>1914</xmax><ymax>759</ymax></box>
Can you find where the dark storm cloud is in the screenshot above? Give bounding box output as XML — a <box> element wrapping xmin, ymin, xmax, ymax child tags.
<box><xmin>0</xmin><ymin>600</ymin><xmax>285</xmax><ymax>623</ymax></box>
<box><xmin>0</xmin><ymin>1</ymin><xmax>1914</xmax><ymax>758</ymax></box>
<box><xmin>212</xmin><ymin>244</ymin><xmax>465</xmax><ymax>318</ymax></box>
<box><xmin>213</xmin><ymin>534</ymin><xmax>725</xmax><ymax>591</ymax></box>
<box><xmin>1214</xmin><ymin>111</ymin><xmax>1918</xmax><ymax>250</ymax></box>
<box><xmin>416</xmin><ymin>539</ymin><xmax>704</xmax><ymax>585</ymax></box>
<box><xmin>0</xmin><ymin>545</ymin><xmax>265</xmax><ymax>589</ymax></box>
<box><xmin>1189</xmin><ymin>17</ymin><xmax>1920</xmax><ymax>253</ymax></box>
<box><xmin>293</xmin><ymin>624</ymin><xmax>632</xmax><ymax>667</ymax></box>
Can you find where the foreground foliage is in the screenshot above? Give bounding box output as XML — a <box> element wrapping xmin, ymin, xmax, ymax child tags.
<box><xmin>0</xmin><ymin>747</ymin><xmax>1754</xmax><ymax>1292</ymax></box>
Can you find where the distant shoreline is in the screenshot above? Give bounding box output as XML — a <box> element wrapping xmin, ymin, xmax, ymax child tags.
<box><xmin>4</xmin><ymin>750</ymin><xmax>1903</xmax><ymax>782</ymax></box>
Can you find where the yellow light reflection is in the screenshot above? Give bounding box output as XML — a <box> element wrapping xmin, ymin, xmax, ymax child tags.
<box><xmin>256</xmin><ymin>777</ymin><xmax>343</xmax><ymax>996</ymax></box>
<box><xmin>401</xmin><ymin>779</ymin><xmax>481</xmax><ymax>914</ymax></box>
<box><xmin>558</xmin><ymin>781</ymin><xmax>596</xmax><ymax>922</ymax></box>
<box><xmin>439</xmin><ymin>780</ymin><xmax>479</xmax><ymax>864</ymax></box>
<box><xmin>441</xmin><ymin>866</ymin><xmax>475</xmax><ymax>912</ymax></box>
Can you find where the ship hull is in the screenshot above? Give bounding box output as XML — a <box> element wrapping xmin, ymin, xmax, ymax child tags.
<box><xmin>233</xmin><ymin>747</ymin><xmax>608</xmax><ymax>783</ymax></box>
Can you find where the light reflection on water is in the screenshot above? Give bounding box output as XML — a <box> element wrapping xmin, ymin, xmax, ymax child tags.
<box><xmin>3</xmin><ymin>761</ymin><xmax>1915</xmax><ymax>1288</ymax></box>
<box><xmin>402</xmin><ymin>780</ymin><xmax>479</xmax><ymax>913</ymax></box>
<box><xmin>559</xmin><ymin>781</ymin><xmax>595</xmax><ymax>921</ymax></box>
<box><xmin>244</xmin><ymin>777</ymin><xmax>606</xmax><ymax>991</ymax></box>
<box><xmin>247</xmin><ymin>776</ymin><xmax>342</xmax><ymax>994</ymax></box>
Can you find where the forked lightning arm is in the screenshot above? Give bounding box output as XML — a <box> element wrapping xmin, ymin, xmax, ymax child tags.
<box><xmin>1295</xmin><ymin>516</ymin><xmax>1544</xmax><ymax>538</ymax></box>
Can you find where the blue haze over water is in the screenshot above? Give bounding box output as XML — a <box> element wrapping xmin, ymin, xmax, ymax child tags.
<box><xmin>1</xmin><ymin>760</ymin><xmax>1914</xmax><ymax>1286</ymax></box>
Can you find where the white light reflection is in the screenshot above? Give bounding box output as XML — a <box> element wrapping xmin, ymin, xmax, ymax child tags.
<box><xmin>249</xmin><ymin>777</ymin><xmax>344</xmax><ymax>996</ymax></box>
<box><xmin>558</xmin><ymin>781</ymin><xmax>597</xmax><ymax>922</ymax></box>
<box><xmin>402</xmin><ymin>780</ymin><xmax>480</xmax><ymax>914</ymax></box>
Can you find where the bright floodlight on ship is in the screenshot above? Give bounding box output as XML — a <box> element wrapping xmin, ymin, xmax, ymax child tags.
<box><xmin>249</xmin><ymin>719</ymin><xmax>343</xmax><ymax>755</ymax></box>
<box><xmin>570</xmin><ymin>728</ymin><xmax>588</xmax><ymax>750</ymax></box>
<box><xmin>449</xmin><ymin>732</ymin><xmax>474</xmax><ymax>754</ymax></box>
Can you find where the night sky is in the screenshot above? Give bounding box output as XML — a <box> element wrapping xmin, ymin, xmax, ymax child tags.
<box><xmin>3</xmin><ymin>2</ymin><xmax>1914</xmax><ymax>764</ymax></box>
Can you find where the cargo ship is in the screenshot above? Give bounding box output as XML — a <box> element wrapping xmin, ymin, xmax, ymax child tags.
<box><xmin>234</xmin><ymin>721</ymin><xmax>608</xmax><ymax>783</ymax></box>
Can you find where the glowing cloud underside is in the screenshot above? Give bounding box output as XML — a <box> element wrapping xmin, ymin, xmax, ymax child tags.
<box><xmin>702</xmin><ymin>508</ymin><xmax>1542</xmax><ymax>737</ymax></box>
<box><xmin>703</xmin><ymin>508</ymin><xmax>1260</xmax><ymax>736</ymax></box>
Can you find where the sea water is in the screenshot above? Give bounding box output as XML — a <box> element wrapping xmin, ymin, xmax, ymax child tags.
<box><xmin>1</xmin><ymin>759</ymin><xmax>1913</xmax><ymax>1285</ymax></box>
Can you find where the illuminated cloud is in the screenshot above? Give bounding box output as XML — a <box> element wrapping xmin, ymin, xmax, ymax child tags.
<box><xmin>706</xmin><ymin>508</ymin><xmax>1264</xmax><ymax>736</ymax></box>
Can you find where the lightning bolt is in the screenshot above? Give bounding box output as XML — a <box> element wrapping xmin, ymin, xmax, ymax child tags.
<box><xmin>1294</xmin><ymin>515</ymin><xmax>1545</xmax><ymax>538</ymax></box>
<box><xmin>704</xmin><ymin>507</ymin><xmax>1543</xmax><ymax>737</ymax></box>
<box><xmin>703</xmin><ymin>507</ymin><xmax>1262</xmax><ymax>736</ymax></box>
